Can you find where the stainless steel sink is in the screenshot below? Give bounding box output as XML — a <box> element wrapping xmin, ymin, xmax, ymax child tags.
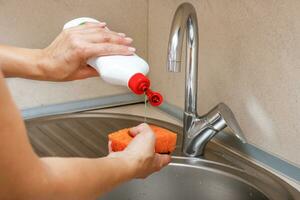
<box><xmin>25</xmin><ymin>112</ymin><xmax>299</xmax><ymax>200</ymax></box>
<box><xmin>103</xmin><ymin>157</ymin><xmax>269</xmax><ymax>200</ymax></box>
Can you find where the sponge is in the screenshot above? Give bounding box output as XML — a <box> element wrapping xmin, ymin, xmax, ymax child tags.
<box><xmin>108</xmin><ymin>125</ymin><xmax>177</xmax><ymax>153</ymax></box>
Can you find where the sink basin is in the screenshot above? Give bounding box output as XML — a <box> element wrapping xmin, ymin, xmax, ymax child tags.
<box><xmin>25</xmin><ymin>112</ymin><xmax>299</xmax><ymax>200</ymax></box>
<box><xmin>103</xmin><ymin>157</ymin><xmax>269</xmax><ymax>200</ymax></box>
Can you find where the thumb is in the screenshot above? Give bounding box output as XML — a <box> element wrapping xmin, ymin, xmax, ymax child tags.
<box><xmin>154</xmin><ymin>154</ymin><xmax>172</xmax><ymax>170</ymax></box>
<box><xmin>65</xmin><ymin>67</ymin><xmax>98</xmax><ymax>81</ymax></box>
<box><xmin>127</xmin><ymin>123</ymin><xmax>155</xmax><ymax>152</ymax></box>
<box><xmin>108</xmin><ymin>141</ymin><xmax>112</xmax><ymax>153</ymax></box>
<box><xmin>75</xmin><ymin>67</ymin><xmax>99</xmax><ymax>79</ymax></box>
<box><xmin>129</xmin><ymin>123</ymin><xmax>150</xmax><ymax>137</ymax></box>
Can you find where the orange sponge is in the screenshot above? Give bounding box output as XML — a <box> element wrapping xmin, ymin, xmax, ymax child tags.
<box><xmin>108</xmin><ymin>125</ymin><xmax>177</xmax><ymax>153</ymax></box>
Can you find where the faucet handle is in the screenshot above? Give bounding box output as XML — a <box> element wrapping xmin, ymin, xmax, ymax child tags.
<box><xmin>205</xmin><ymin>103</ymin><xmax>247</xmax><ymax>143</ymax></box>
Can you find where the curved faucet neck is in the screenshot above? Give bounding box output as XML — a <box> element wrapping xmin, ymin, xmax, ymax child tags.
<box><xmin>167</xmin><ymin>3</ymin><xmax>199</xmax><ymax>115</ymax></box>
<box><xmin>167</xmin><ymin>3</ymin><xmax>246</xmax><ymax>157</ymax></box>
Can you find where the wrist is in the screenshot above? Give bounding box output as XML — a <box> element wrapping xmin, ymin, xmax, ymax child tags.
<box><xmin>106</xmin><ymin>153</ymin><xmax>137</xmax><ymax>180</ymax></box>
<box><xmin>31</xmin><ymin>49</ymin><xmax>48</xmax><ymax>80</ymax></box>
<box><xmin>34</xmin><ymin>48</ymin><xmax>57</xmax><ymax>81</ymax></box>
<box><xmin>34</xmin><ymin>48</ymin><xmax>66</xmax><ymax>81</ymax></box>
<box><xmin>37</xmin><ymin>48</ymin><xmax>73</xmax><ymax>81</ymax></box>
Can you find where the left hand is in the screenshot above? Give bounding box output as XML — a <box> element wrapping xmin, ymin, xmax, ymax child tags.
<box><xmin>108</xmin><ymin>123</ymin><xmax>171</xmax><ymax>179</ymax></box>
<box><xmin>39</xmin><ymin>22</ymin><xmax>135</xmax><ymax>81</ymax></box>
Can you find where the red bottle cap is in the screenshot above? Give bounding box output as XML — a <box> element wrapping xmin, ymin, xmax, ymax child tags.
<box><xmin>145</xmin><ymin>89</ymin><xmax>163</xmax><ymax>106</ymax></box>
<box><xmin>128</xmin><ymin>73</ymin><xmax>150</xmax><ymax>94</ymax></box>
<box><xmin>128</xmin><ymin>73</ymin><xmax>163</xmax><ymax>106</ymax></box>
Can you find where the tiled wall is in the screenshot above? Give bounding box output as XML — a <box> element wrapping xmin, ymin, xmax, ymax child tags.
<box><xmin>0</xmin><ymin>0</ymin><xmax>148</xmax><ymax>109</ymax></box>
<box><xmin>148</xmin><ymin>0</ymin><xmax>300</xmax><ymax>167</ymax></box>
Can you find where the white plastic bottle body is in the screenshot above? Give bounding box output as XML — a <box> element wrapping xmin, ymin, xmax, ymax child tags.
<box><xmin>88</xmin><ymin>54</ymin><xmax>148</xmax><ymax>86</ymax></box>
<box><xmin>63</xmin><ymin>17</ymin><xmax>149</xmax><ymax>87</ymax></box>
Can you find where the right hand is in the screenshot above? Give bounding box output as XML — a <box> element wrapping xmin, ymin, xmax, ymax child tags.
<box><xmin>108</xmin><ymin>123</ymin><xmax>171</xmax><ymax>179</ymax></box>
<box><xmin>39</xmin><ymin>22</ymin><xmax>135</xmax><ymax>81</ymax></box>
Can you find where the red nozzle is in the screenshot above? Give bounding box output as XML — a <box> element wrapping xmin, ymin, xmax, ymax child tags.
<box><xmin>128</xmin><ymin>73</ymin><xmax>150</xmax><ymax>94</ymax></box>
<box><xmin>128</xmin><ymin>73</ymin><xmax>163</xmax><ymax>106</ymax></box>
<box><xmin>145</xmin><ymin>89</ymin><xmax>163</xmax><ymax>106</ymax></box>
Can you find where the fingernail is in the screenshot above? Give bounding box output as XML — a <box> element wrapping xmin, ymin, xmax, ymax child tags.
<box><xmin>118</xmin><ymin>32</ymin><xmax>126</xmax><ymax>37</ymax></box>
<box><xmin>125</xmin><ymin>37</ymin><xmax>133</xmax><ymax>42</ymax></box>
<box><xmin>128</xmin><ymin>47</ymin><xmax>136</xmax><ymax>52</ymax></box>
<box><xmin>99</xmin><ymin>22</ymin><xmax>106</xmax><ymax>25</ymax></box>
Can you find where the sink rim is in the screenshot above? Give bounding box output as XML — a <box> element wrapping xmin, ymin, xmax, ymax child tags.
<box><xmin>167</xmin><ymin>156</ymin><xmax>290</xmax><ymax>199</ymax></box>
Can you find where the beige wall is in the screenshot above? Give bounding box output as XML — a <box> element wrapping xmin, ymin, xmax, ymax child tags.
<box><xmin>0</xmin><ymin>0</ymin><xmax>148</xmax><ymax>109</ymax></box>
<box><xmin>2</xmin><ymin>0</ymin><xmax>300</xmax><ymax>168</ymax></box>
<box><xmin>148</xmin><ymin>0</ymin><xmax>300</xmax><ymax>166</ymax></box>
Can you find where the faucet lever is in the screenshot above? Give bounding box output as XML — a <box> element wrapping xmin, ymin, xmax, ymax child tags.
<box><xmin>205</xmin><ymin>103</ymin><xmax>247</xmax><ymax>143</ymax></box>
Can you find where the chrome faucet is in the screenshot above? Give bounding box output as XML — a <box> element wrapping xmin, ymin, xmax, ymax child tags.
<box><xmin>167</xmin><ymin>3</ymin><xmax>247</xmax><ymax>157</ymax></box>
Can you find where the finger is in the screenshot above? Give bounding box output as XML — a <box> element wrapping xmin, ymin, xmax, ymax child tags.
<box><xmin>117</xmin><ymin>32</ymin><xmax>126</xmax><ymax>37</ymax></box>
<box><xmin>90</xmin><ymin>27</ymin><xmax>127</xmax><ymax>37</ymax></box>
<box><xmin>84</xmin><ymin>43</ymin><xmax>136</xmax><ymax>57</ymax></box>
<box><xmin>72</xmin><ymin>26</ymin><xmax>108</xmax><ymax>35</ymax></box>
<box><xmin>130</xmin><ymin>123</ymin><xmax>155</xmax><ymax>145</ymax></box>
<box><xmin>84</xmin><ymin>33</ymin><xmax>133</xmax><ymax>45</ymax></box>
<box><xmin>64</xmin><ymin>22</ymin><xmax>107</xmax><ymax>34</ymax></box>
<box><xmin>102</xmin><ymin>29</ymin><xmax>127</xmax><ymax>37</ymax></box>
<box><xmin>154</xmin><ymin>154</ymin><xmax>172</xmax><ymax>170</ymax></box>
<box><xmin>82</xmin><ymin>21</ymin><xmax>110</xmax><ymax>31</ymax></box>
<box><xmin>82</xmin><ymin>22</ymin><xmax>107</xmax><ymax>26</ymax></box>
<box><xmin>64</xmin><ymin>66</ymin><xmax>99</xmax><ymax>81</ymax></box>
<box><xmin>74</xmin><ymin>67</ymin><xmax>99</xmax><ymax>79</ymax></box>
<box><xmin>127</xmin><ymin>131</ymin><xmax>156</xmax><ymax>153</ymax></box>
<box><xmin>129</xmin><ymin>123</ymin><xmax>150</xmax><ymax>137</ymax></box>
<box><xmin>81</xmin><ymin>28</ymin><xmax>126</xmax><ymax>38</ymax></box>
<box><xmin>108</xmin><ymin>141</ymin><xmax>112</xmax><ymax>153</ymax></box>
<box><xmin>129</xmin><ymin>123</ymin><xmax>156</xmax><ymax>151</ymax></box>
<box><xmin>75</xmin><ymin>22</ymin><xmax>107</xmax><ymax>30</ymax></box>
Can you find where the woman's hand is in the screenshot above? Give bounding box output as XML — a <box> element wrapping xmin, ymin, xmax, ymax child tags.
<box><xmin>0</xmin><ymin>74</ymin><xmax>169</xmax><ymax>200</ymax></box>
<box><xmin>108</xmin><ymin>123</ymin><xmax>172</xmax><ymax>179</ymax></box>
<box><xmin>39</xmin><ymin>22</ymin><xmax>135</xmax><ymax>81</ymax></box>
<box><xmin>1</xmin><ymin>22</ymin><xmax>135</xmax><ymax>81</ymax></box>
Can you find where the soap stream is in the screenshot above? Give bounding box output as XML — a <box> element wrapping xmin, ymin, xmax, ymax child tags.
<box><xmin>144</xmin><ymin>94</ymin><xmax>147</xmax><ymax>123</ymax></box>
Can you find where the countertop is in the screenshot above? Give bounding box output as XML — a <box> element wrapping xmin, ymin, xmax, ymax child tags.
<box><xmin>89</xmin><ymin>103</ymin><xmax>182</xmax><ymax>126</ymax></box>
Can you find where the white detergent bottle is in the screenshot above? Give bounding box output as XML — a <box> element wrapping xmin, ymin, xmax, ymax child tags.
<box><xmin>63</xmin><ymin>17</ymin><xmax>163</xmax><ymax>106</ymax></box>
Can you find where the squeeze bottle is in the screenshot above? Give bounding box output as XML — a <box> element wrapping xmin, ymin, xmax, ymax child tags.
<box><xmin>63</xmin><ymin>17</ymin><xmax>163</xmax><ymax>106</ymax></box>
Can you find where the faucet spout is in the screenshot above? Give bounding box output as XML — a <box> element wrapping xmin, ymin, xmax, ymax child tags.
<box><xmin>167</xmin><ymin>3</ymin><xmax>246</xmax><ymax>157</ymax></box>
<box><xmin>167</xmin><ymin>3</ymin><xmax>198</xmax><ymax>115</ymax></box>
